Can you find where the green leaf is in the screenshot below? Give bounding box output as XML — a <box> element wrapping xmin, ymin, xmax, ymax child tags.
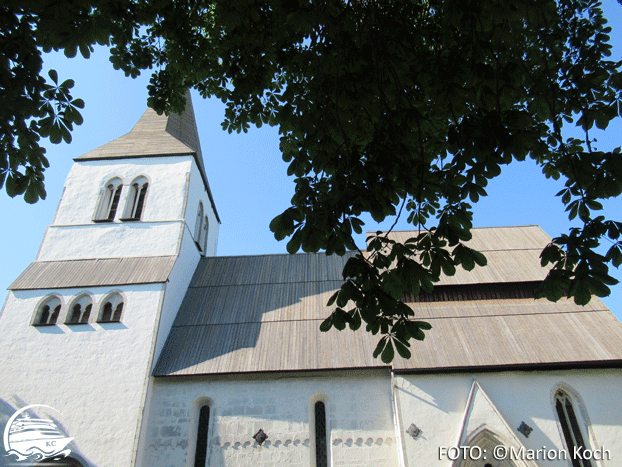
<box><xmin>394</xmin><ymin>339</ymin><xmax>411</xmax><ymax>359</ymax></box>
<box><xmin>380</xmin><ymin>339</ymin><xmax>394</xmax><ymax>364</ymax></box>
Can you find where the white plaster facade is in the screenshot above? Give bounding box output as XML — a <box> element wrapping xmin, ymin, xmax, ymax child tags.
<box><xmin>0</xmin><ymin>103</ymin><xmax>219</xmax><ymax>466</ymax></box>
<box><xmin>2</xmin><ymin>98</ymin><xmax>621</xmax><ymax>467</ymax></box>
<box><xmin>140</xmin><ymin>372</ymin><xmax>398</xmax><ymax>467</ymax></box>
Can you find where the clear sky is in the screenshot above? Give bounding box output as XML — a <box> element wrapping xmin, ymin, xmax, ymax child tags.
<box><xmin>2</xmin><ymin>1</ymin><xmax>621</xmax><ymax>322</ymax></box>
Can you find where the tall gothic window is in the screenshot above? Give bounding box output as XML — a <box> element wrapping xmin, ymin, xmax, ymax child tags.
<box><xmin>315</xmin><ymin>401</ymin><xmax>328</xmax><ymax>467</ymax></box>
<box><xmin>122</xmin><ymin>177</ymin><xmax>149</xmax><ymax>220</ymax></box>
<box><xmin>94</xmin><ymin>178</ymin><xmax>123</xmax><ymax>221</ymax></box>
<box><xmin>555</xmin><ymin>390</ymin><xmax>593</xmax><ymax>467</ymax></box>
<box><xmin>194</xmin><ymin>405</ymin><xmax>210</xmax><ymax>467</ymax></box>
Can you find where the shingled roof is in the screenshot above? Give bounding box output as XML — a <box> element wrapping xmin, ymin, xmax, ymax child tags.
<box><xmin>154</xmin><ymin>226</ymin><xmax>622</xmax><ymax>376</ymax></box>
<box><xmin>74</xmin><ymin>91</ymin><xmax>220</xmax><ymax>223</ymax></box>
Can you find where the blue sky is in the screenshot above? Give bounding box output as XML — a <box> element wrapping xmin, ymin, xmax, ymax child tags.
<box><xmin>1</xmin><ymin>1</ymin><xmax>621</xmax><ymax>321</ymax></box>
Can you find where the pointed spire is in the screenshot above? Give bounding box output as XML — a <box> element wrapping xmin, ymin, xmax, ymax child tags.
<box><xmin>75</xmin><ymin>91</ymin><xmax>219</xmax><ymax>222</ymax></box>
<box><xmin>76</xmin><ymin>90</ymin><xmax>203</xmax><ymax>161</ymax></box>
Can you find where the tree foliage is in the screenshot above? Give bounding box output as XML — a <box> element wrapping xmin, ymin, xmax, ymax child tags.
<box><xmin>3</xmin><ymin>0</ymin><xmax>622</xmax><ymax>362</ymax></box>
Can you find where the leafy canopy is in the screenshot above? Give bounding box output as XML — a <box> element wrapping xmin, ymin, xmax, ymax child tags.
<box><xmin>3</xmin><ymin>0</ymin><xmax>622</xmax><ymax>362</ymax></box>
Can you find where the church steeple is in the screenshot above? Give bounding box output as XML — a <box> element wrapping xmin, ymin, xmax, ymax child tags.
<box><xmin>30</xmin><ymin>91</ymin><xmax>219</xmax><ymax>262</ymax></box>
<box><xmin>75</xmin><ymin>91</ymin><xmax>219</xmax><ymax>223</ymax></box>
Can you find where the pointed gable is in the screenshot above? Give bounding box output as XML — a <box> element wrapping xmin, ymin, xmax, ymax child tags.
<box><xmin>75</xmin><ymin>91</ymin><xmax>220</xmax><ymax>222</ymax></box>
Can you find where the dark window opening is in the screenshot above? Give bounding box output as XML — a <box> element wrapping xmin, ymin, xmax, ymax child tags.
<box><xmin>101</xmin><ymin>302</ymin><xmax>112</xmax><ymax>322</ymax></box>
<box><xmin>556</xmin><ymin>391</ymin><xmax>593</xmax><ymax>467</ymax></box>
<box><xmin>194</xmin><ymin>405</ymin><xmax>210</xmax><ymax>467</ymax></box>
<box><xmin>81</xmin><ymin>304</ymin><xmax>92</xmax><ymax>323</ymax></box>
<box><xmin>34</xmin><ymin>300</ymin><xmax>62</xmax><ymax>326</ymax></box>
<box><xmin>39</xmin><ymin>305</ymin><xmax>50</xmax><ymax>325</ymax></box>
<box><xmin>50</xmin><ymin>305</ymin><xmax>61</xmax><ymax>324</ymax></box>
<box><xmin>315</xmin><ymin>401</ymin><xmax>328</xmax><ymax>467</ymax></box>
<box><xmin>68</xmin><ymin>304</ymin><xmax>82</xmax><ymax>324</ymax></box>
<box><xmin>99</xmin><ymin>299</ymin><xmax>123</xmax><ymax>323</ymax></box>
<box><xmin>112</xmin><ymin>302</ymin><xmax>123</xmax><ymax>321</ymax></box>
<box><xmin>107</xmin><ymin>184</ymin><xmax>123</xmax><ymax>220</ymax></box>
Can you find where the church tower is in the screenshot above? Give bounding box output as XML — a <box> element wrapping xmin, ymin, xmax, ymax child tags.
<box><xmin>0</xmin><ymin>92</ymin><xmax>218</xmax><ymax>467</ymax></box>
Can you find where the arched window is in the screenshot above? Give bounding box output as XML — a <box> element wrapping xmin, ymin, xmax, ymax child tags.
<box><xmin>33</xmin><ymin>297</ymin><xmax>62</xmax><ymax>326</ymax></box>
<box><xmin>94</xmin><ymin>178</ymin><xmax>123</xmax><ymax>222</ymax></box>
<box><xmin>194</xmin><ymin>404</ymin><xmax>210</xmax><ymax>467</ymax></box>
<box><xmin>98</xmin><ymin>293</ymin><xmax>124</xmax><ymax>323</ymax></box>
<box><xmin>65</xmin><ymin>295</ymin><xmax>92</xmax><ymax>324</ymax></box>
<box><xmin>555</xmin><ymin>389</ymin><xmax>594</xmax><ymax>467</ymax></box>
<box><xmin>314</xmin><ymin>401</ymin><xmax>328</xmax><ymax>467</ymax></box>
<box><xmin>122</xmin><ymin>176</ymin><xmax>149</xmax><ymax>220</ymax></box>
<box><xmin>195</xmin><ymin>202</ymin><xmax>204</xmax><ymax>249</ymax></box>
<box><xmin>202</xmin><ymin>215</ymin><xmax>209</xmax><ymax>253</ymax></box>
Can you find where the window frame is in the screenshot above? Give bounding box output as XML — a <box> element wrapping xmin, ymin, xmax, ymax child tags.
<box><xmin>554</xmin><ymin>388</ymin><xmax>595</xmax><ymax>467</ymax></box>
<box><xmin>97</xmin><ymin>292</ymin><xmax>125</xmax><ymax>323</ymax></box>
<box><xmin>32</xmin><ymin>296</ymin><xmax>63</xmax><ymax>326</ymax></box>
<box><xmin>94</xmin><ymin>178</ymin><xmax>124</xmax><ymax>222</ymax></box>
<box><xmin>187</xmin><ymin>397</ymin><xmax>213</xmax><ymax>467</ymax></box>
<box><xmin>120</xmin><ymin>176</ymin><xmax>149</xmax><ymax>221</ymax></box>
<box><xmin>65</xmin><ymin>294</ymin><xmax>93</xmax><ymax>325</ymax></box>
<box><xmin>194</xmin><ymin>202</ymin><xmax>204</xmax><ymax>251</ymax></box>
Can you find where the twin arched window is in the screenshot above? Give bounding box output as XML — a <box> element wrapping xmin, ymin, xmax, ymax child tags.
<box><xmin>94</xmin><ymin>176</ymin><xmax>149</xmax><ymax>222</ymax></box>
<box><xmin>98</xmin><ymin>293</ymin><xmax>124</xmax><ymax>323</ymax></box>
<box><xmin>66</xmin><ymin>295</ymin><xmax>92</xmax><ymax>324</ymax></box>
<box><xmin>123</xmin><ymin>177</ymin><xmax>149</xmax><ymax>220</ymax></box>
<box><xmin>33</xmin><ymin>294</ymin><xmax>125</xmax><ymax>326</ymax></box>
<box><xmin>34</xmin><ymin>297</ymin><xmax>62</xmax><ymax>326</ymax></box>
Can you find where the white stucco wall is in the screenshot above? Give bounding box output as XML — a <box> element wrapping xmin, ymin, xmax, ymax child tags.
<box><xmin>0</xmin><ymin>284</ymin><xmax>166</xmax><ymax>467</ymax></box>
<box><xmin>55</xmin><ymin>158</ymin><xmax>193</xmax><ymax>225</ymax></box>
<box><xmin>396</xmin><ymin>370</ymin><xmax>622</xmax><ymax>467</ymax></box>
<box><xmin>140</xmin><ymin>372</ymin><xmax>399</xmax><ymax>467</ymax></box>
<box><xmin>38</xmin><ymin>157</ymin><xmax>196</xmax><ymax>261</ymax></box>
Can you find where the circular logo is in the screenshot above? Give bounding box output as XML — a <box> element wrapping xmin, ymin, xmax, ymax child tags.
<box><xmin>3</xmin><ymin>405</ymin><xmax>73</xmax><ymax>462</ymax></box>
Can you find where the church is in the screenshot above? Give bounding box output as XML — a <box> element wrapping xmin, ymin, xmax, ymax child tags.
<box><xmin>1</xmin><ymin>94</ymin><xmax>622</xmax><ymax>467</ymax></box>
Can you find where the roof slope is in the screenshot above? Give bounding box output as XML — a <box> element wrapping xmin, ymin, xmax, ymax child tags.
<box><xmin>9</xmin><ymin>256</ymin><xmax>177</xmax><ymax>290</ymax></box>
<box><xmin>74</xmin><ymin>91</ymin><xmax>220</xmax><ymax>222</ymax></box>
<box><xmin>154</xmin><ymin>226</ymin><xmax>622</xmax><ymax>376</ymax></box>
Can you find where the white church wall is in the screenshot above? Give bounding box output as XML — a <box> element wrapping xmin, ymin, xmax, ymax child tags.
<box><xmin>141</xmin><ymin>372</ymin><xmax>399</xmax><ymax>467</ymax></box>
<box><xmin>37</xmin><ymin>222</ymin><xmax>184</xmax><ymax>260</ymax></box>
<box><xmin>184</xmin><ymin>158</ymin><xmax>219</xmax><ymax>257</ymax></box>
<box><xmin>0</xmin><ymin>283</ymin><xmax>167</xmax><ymax>467</ymax></box>
<box><xmin>38</xmin><ymin>157</ymin><xmax>195</xmax><ymax>261</ymax></box>
<box><xmin>395</xmin><ymin>369</ymin><xmax>622</xmax><ymax>467</ymax></box>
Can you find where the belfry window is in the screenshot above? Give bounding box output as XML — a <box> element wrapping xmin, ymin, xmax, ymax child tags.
<box><xmin>195</xmin><ymin>202</ymin><xmax>204</xmax><ymax>251</ymax></box>
<box><xmin>202</xmin><ymin>215</ymin><xmax>209</xmax><ymax>253</ymax></box>
<box><xmin>98</xmin><ymin>293</ymin><xmax>124</xmax><ymax>323</ymax></box>
<box><xmin>94</xmin><ymin>178</ymin><xmax>123</xmax><ymax>221</ymax></box>
<box><xmin>315</xmin><ymin>401</ymin><xmax>328</xmax><ymax>467</ymax></box>
<box><xmin>555</xmin><ymin>390</ymin><xmax>594</xmax><ymax>467</ymax></box>
<box><xmin>194</xmin><ymin>404</ymin><xmax>210</xmax><ymax>467</ymax></box>
<box><xmin>33</xmin><ymin>297</ymin><xmax>62</xmax><ymax>326</ymax></box>
<box><xmin>66</xmin><ymin>296</ymin><xmax>93</xmax><ymax>324</ymax></box>
<box><xmin>122</xmin><ymin>177</ymin><xmax>149</xmax><ymax>220</ymax></box>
